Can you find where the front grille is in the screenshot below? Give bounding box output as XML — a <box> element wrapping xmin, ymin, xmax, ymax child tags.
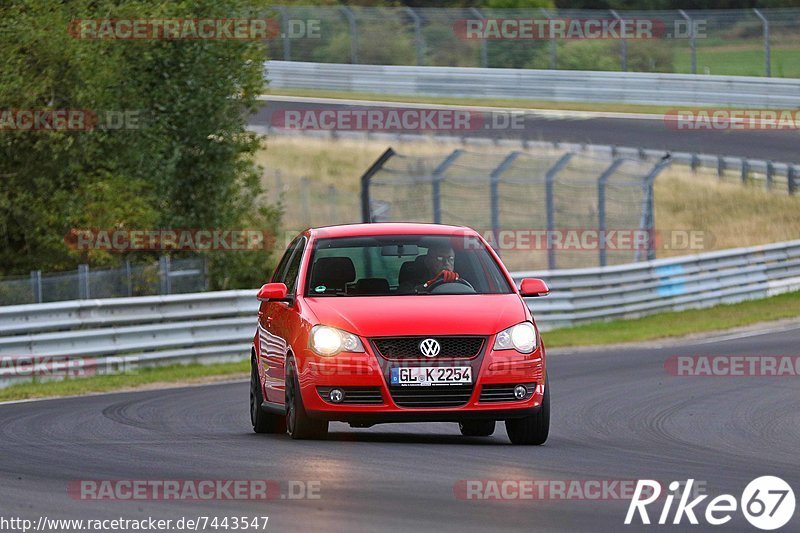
<box><xmin>316</xmin><ymin>386</ymin><xmax>384</xmax><ymax>405</ymax></box>
<box><xmin>372</xmin><ymin>336</ymin><xmax>485</xmax><ymax>360</ymax></box>
<box><xmin>479</xmin><ymin>382</ymin><xmax>537</xmax><ymax>403</ymax></box>
<box><xmin>389</xmin><ymin>385</ymin><xmax>474</xmax><ymax>408</ymax></box>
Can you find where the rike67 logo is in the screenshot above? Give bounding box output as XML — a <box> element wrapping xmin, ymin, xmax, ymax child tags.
<box><xmin>626</xmin><ymin>477</ymin><xmax>795</xmax><ymax>530</ymax></box>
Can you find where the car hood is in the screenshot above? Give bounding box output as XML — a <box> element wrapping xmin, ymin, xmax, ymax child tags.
<box><xmin>304</xmin><ymin>294</ymin><xmax>527</xmax><ymax>337</ymax></box>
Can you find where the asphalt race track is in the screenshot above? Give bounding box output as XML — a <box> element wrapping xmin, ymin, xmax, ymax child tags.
<box><xmin>253</xmin><ymin>98</ymin><xmax>800</xmax><ymax>163</ymax></box>
<box><xmin>2</xmin><ymin>324</ymin><xmax>798</xmax><ymax>532</ymax></box>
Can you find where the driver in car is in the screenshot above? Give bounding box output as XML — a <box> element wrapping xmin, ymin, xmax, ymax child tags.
<box><xmin>401</xmin><ymin>244</ymin><xmax>460</xmax><ymax>293</ymax></box>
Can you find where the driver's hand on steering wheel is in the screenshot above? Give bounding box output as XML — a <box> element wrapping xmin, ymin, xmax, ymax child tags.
<box><xmin>424</xmin><ymin>269</ymin><xmax>459</xmax><ymax>288</ymax></box>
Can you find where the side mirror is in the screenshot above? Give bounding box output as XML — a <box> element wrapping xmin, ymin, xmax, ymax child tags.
<box><xmin>519</xmin><ymin>278</ymin><xmax>550</xmax><ymax>297</ymax></box>
<box><xmin>257</xmin><ymin>282</ymin><xmax>290</xmax><ymax>302</ymax></box>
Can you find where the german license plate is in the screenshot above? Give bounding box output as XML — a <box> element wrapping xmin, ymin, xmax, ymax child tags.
<box><xmin>391</xmin><ymin>366</ymin><xmax>472</xmax><ymax>386</ymax></box>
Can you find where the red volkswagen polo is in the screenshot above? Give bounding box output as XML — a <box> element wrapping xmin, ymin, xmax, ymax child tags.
<box><xmin>250</xmin><ymin>223</ymin><xmax>551</xmax><ymax>444</ymax></box>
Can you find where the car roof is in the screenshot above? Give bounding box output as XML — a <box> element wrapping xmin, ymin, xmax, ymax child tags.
<box><xmin>308</xmin><ymin>223</ymin><xmax>476</xmax><ymax>239</ymax></box>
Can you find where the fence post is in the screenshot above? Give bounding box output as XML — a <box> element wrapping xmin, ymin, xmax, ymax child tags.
<box><xmin>328</xmin><ymin>185</ymin><xmax>338</xmax><ymax>223</ymax></box>
<box><xmin>360</xmin><ymin>147</ymin><xmax>396</xmax><ymax>222</ymax></box>
<box><xmin>610</xmin><ymin>10</ymin><xmax>627</xmax><ymax>71</ymax></box>
<box><xmin>766</xmin><ymin>161</ymin><xmax>774</xmax><ymax>190</ymax></box>
<box><xmin>541</xmin><ymin>8</ymin><xmax>557</xmax><ymax>69</ymax></box>
<box><xmin>469</xmin><ymin>7</ymin><xmax>488</xmax><ymax>68</ymax></box>
<box><xmin>404</xmin><ymin>7</ymin><xmax>425</xmax><ymax>66</ymax></box>
<box><xmin>159</xmin><ymin>256</ymin><xmax>171</xmax><ymax>295</ymax></box>
<box><xmin>277</xmin><ymin>6</ymin><xmax>291</xmax><ymax>61</ymax></box>
<box><xmin>545</xmin><ymin>153</ymin><xmax>575</xmax><ymax>270</ymax></box>
<box><xmin>717</xmin><ymin>155</ymin><xmax>725</xmax><ymax>178</ymax></box>
<box><xmin>300</xmin><ymin>177</ymin><xmax>310</xmax><ymax>226</ymax></box>
<box><xmin>30</xmin><ymin>270</ymin><xmax>42</xmax><ymax>303</ymax></box>
<box><xmin>638</xmin><ymin>157</ymin><xmax>672</xmax><ymax>262</ymax></box>
<box><xmin>753</xmin><ymin>9</ymin><xmax>771</xmax><ymax>77</ymax></box>
<box><xmin>488</xmin><ymin>151</ymin><xmax>522</xmax><ymax>255</ymax></box>
<box><xmin>125</xmin><ymin>259</ymin><xmax>133</xmax><ymax>297</ymax></box>
<box><xmin>597</xmin><ymin>159</ymin><xmax>626</xmax><ymax>267</ymax></box>
<box><xmin>741</xmin><ymin>160</ymin><xmax>750</xmax><ymax>184</ymax></box>
<box><xmin>431</xmin><ymin>149</ymin><xmax>464</xmax><ymax>224</ymax></box>
<box><xmin>679</xmin><ymin>10</ymin><xmax>696</xmax><ymax>74</ymax></box>
<box><xmin>339</xmin><ymin>6</ymin><xmax>359</xmax><ymax>64</ymax></box>
<box><xmin>78</xmin><ymin>264</ymin><xmax>90</xmax><ymax>299</ymax></box>
<box><xmin>789</xmin><ymin>166</ymin><xmax>797</xmax><ymax>195</ymax></box>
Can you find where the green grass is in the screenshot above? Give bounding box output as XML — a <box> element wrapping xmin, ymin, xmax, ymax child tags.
<box><xmin>543</xmin><ymin>289</ymin><xmax>800</xmax><ymax>348</ymax></box>
<box><xmin>0</xmin><ymin>360</ymin><xmax>248</xmax><ymax>403</ymax></box>
<box><xmin>673</xmin><ymin>47</ymin><xmax>800</xmax><ymax>78</ymax></box>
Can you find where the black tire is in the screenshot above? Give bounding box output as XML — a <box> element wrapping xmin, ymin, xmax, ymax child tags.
<box><xmin>285</xmin><ymin>360</ymin><xmax>328</xmax><ymax>440</ymax></box>
<box><xmin>251</xmin><ymin>359</ymin><xmax>286</xmax><ymax>434</ymax></box>
<box><xmin>505</xmin><ymin>376</ymin><xmax>550</xmax><ymax>445</ymax></box>
<box><xmin>459</xmin><ymin>420</ymin><xmax>496</xmax><ymax>437</ymax></box>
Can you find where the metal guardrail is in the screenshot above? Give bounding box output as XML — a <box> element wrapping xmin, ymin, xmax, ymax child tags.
<box><xmin>265</xmin><ymin>60</ymin><xmax>800</xmax><ymax>108</ymax></box>
<box><xmin>515</xmin><ymin>239</ymin><xmax>800</xmax><ymax>330</ymax></box>
<box><xmin>1</xmin><ymin>240</ymin><xmax>799</xmax><ymax>389</ymax></box>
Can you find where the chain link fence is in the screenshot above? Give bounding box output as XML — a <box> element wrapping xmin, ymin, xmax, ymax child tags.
<box><xmin>360</xmin><ymin>147</ymin><xmax>671</xmax><ymax>271</ymax></box>
<box><xmin>0</xmin><ymin>257</ymin><xmax>207</xmax><ymax>306</ymax></box>
<box><xmin>265</xmin><ymin>7</ymin><xmax>800</xmax><ymax>78</ymax></box>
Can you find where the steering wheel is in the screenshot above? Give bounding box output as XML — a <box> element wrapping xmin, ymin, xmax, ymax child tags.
<box><xmin>424</xmin><ymin>276</ymin><xmax>475</xmax><ymax>293</ymax></box>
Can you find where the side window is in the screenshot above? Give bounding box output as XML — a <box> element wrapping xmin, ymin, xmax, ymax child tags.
<box><xmin>282</xmin><ymin>237</ymin><xmax>306</xmax><ymax>294</ymax></box>
<box><xmin>271</xmin><ymin>238</ymin><xmax>301</xmax><ymax>283</ymax></box>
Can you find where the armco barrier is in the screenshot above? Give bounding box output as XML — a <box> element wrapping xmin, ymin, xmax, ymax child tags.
<box><xmin>1</xmin><ymin>240</ymin><xmax>799</xmax><ymax>388</ymax></box>
<box><xmin>264</xmin><ymin>61</ymin><xmax>800</xmax><ymax>109</ymax></box>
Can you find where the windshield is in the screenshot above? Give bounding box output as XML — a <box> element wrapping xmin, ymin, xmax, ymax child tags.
<box><xmin>305</xmin><ymin>234</ymin><xmax>513</xmax><ymax>296</ymax></box>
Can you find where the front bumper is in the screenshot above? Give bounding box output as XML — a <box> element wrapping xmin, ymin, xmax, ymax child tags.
<box><xmin>294</xmin><ymin>339</ymin><xmax>546</xmax><ymax>423</ymax></box>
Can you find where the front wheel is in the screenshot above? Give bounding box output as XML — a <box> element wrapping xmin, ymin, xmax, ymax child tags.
<box><xmin>459</xmin><ymin>420</ymin><xmax>496</xmax><ymax>437</ymax></box>
<box><xmin>505</xmin><ymin>376</ymin><xmax>550</xmax><ymax>445</ymax></box>
<box><xmin>251</xmin><ymin>359</ymin><xmax>286</xmax><ymax>434</ymax></box>
<box><xmin>285</xmin><ymin>361</ymin><xmax>328</xmax><ymax>440</ymax></box>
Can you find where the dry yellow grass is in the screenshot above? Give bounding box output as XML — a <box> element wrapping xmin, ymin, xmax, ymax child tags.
<box><xmin>256</xmin><ymin>135</ymin><xmax>800</xmax><ymax>262</ymax></box>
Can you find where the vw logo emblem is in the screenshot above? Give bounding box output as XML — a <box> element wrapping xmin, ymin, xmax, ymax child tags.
<box><xmin>419</xmin><ymin>338</ymin><xmax>441</xmax><ymax>358</ymax></box>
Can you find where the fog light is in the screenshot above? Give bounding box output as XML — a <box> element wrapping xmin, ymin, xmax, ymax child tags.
<box><xmin>329</xmin><ymin>389</ymin><xmax>345</xmax><ymax>403</ymax></box>
<box><xmin>513</xmin><ymin>385</ymin><xmax>527</xmax><ymax>400</ymax></box>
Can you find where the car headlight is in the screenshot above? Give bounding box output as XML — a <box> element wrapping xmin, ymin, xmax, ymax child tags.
<box><xmin>493</xmin><ymin>321</ymin><xmax>537</xmax><ymax>353</ymax></box>
<box><xmin>309</xmin><ymin>325</ymin><xmax>365</xmax><ymax>357</ymax></box>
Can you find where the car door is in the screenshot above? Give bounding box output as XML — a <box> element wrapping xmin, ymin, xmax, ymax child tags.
<box><xmin>260</xmin><ymin>237</ymin><xmax>306</xmax><ymax>404</ymax></box>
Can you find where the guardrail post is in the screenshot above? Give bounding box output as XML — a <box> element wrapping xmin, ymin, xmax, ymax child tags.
<box><xmin>679</xmin><ymin>10</ymin><xmax>696</xmax><ymax>74</ymax></box>
<box><xmin>339</xmin><ymin>6</ymin><xmax>359</xmax><ymax>64</ymax></box>
<box><xmin>431</xmin><ymin>149</ymin><xmax>464</xmax><ymax>224</ymax></box>
<box><xmin>753</xmin><ymin>9</ymin><xmax>771</xmax><ymax>77</ymax></box>
<box><xmin>78</xmin><ymin>264</ymin><xmax>90</xmax><ymax>299</ymax></box>
<box><xmin>360</xmin><ymin>147</ymin><xmax>396</xmax><ymax>222</ymax></box>
<box><xmin>717</xmin><ymin>156</ymin><xmax>725</xmax><ymax>178</ymax></box>
<box><xmin>30</xmin><ymin>270</ymin><xmax>42</xmax><ymax>303</ymax></box>
<box><xmin>690</xmin><ymin>153</ymin><xmax>699</xmax><ymax>173</ymax></box>
<box><xmin>469</xmin><ymin>8</ymin><xmax>488</xmax><ymax>67</ymax></box>
<box><xmin>789</xmin><ymin>166</ymin><xmax>797</xmax><ymax>195</ymax></box>
<box><xmin>488</xmin><ymin>151</ymin><xmax>522</xmax><ymax>255</ymax></box>
<box><xmin>766</xmin><ymin>161</ymin><xmax>774</xmax><ymax>190</ymax></box>
<box><xmin>159</xmin><ymin>256</ymin><xmax>171</xmax><ymax>295</ymax></box>
<box><xmin>610</xmin><ymin>10</ymin><xmax>627</xmax><ymax>71</ymax></box>
<box><xmin>277</xmin><ymin>6</ymin><xmax>291</xmax><ymax>61</ymax></box>
<box><xmin>404</xmin><ymin>7</ymin><xmax>425</xmax><ymax>66</ymax></box>
<box><xmin>741</xmin><ymin>160</ymin><xmax>750</xmax><ymax>184</ymax></box>
<box><xmin>597</xmin><ymin>159</ymin><xmax>626</xmax><ymax>267</ymax></box>
<box><xmin>545</xmin><ymin>152</ymin><xmax>575</xmax><ymax>270</ymax></box>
